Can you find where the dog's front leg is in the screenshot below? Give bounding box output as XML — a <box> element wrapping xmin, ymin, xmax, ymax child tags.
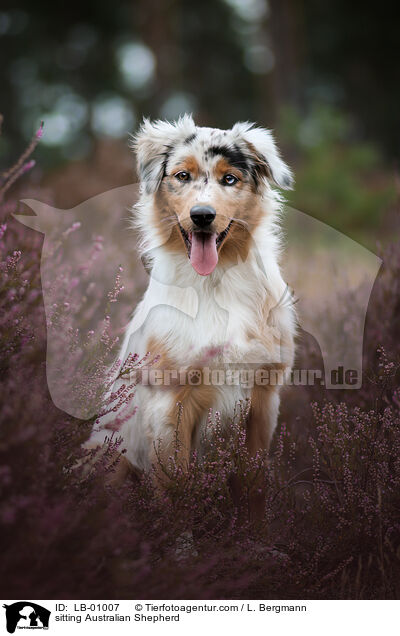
<box><xmin>247</xmin><ymin>384</ymin><xmax>280</xmax><ymax>455</ymax></box>
<box><xmin>150</xmin><ymin>383</ymin><xmax>215</xmax><ymax>491</ymax></box>
<box><xmin>232</xmin><ymin>384</ymin><xmax>280</xmax><ymax>524</ymax></box>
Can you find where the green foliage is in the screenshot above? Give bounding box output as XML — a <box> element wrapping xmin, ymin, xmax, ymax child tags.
<box><xmin>280</xmin><ymin>104</ymin><xmax>396</xmax><ymax>234</ymax></box>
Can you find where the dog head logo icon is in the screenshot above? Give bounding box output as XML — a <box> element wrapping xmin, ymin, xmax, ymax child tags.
<box><xmin>3</xmin><ymin>602</ymin><xmax>50</xmax><ymax>633</ymax></box>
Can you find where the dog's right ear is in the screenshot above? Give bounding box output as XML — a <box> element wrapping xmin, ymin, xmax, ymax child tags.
<box><xmin>132</xmin><ymin>115</ymin><xmax>196</xmax><ymax>194</ymax></box>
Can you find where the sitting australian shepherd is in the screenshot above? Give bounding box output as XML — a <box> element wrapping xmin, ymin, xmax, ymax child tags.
<box><xmin>85</xmin><ymin>115</ymin><xmax>296</xmax><ymax>494</ymax></box>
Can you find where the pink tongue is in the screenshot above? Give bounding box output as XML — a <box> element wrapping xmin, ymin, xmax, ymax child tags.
<box><xmin>190</xmin><ymin>232</ymin><xmax>218</xmax><ymax>275</ymax></box>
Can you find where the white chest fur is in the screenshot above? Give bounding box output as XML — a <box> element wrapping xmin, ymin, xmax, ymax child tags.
<box><xmin>122</xmin><ymin>248</ymin><xmax>275</xmax><ymax>366</ymax></box>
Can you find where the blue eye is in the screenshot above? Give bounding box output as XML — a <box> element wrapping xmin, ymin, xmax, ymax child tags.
<box><xmin>175</xmin><ymin>171</ymin><xmax>191</xmax><ymax>182</ymax></box>
<box><xmin>222</xmin><ymin>174</ymin><xmax>238</xmax><ymax>186</ymax></box>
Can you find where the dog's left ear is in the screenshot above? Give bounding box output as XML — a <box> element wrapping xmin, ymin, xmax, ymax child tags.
<box><xmin>234</xmin><ymin>123</ymin><xmax>294</xmax><ymax>190</ymax></box>
<box><xmin>132</xmin><ymin>115</ymin><xmax>196</xmax><ymax>194</ymax></box>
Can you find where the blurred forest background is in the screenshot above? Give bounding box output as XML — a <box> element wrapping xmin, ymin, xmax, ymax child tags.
<box><xmin>0</xmin><ymin>0</ymin><xmax>399</xmax><ymax>246</ymax></box>
<box><xmin>2</xmin><ymin>1</ymin><xmax>400</xmax><ymax>600</ymax></box>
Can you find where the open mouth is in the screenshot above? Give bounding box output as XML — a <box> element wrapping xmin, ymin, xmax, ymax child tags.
<box><xmin>178</xmin><ymin>221</ymin><xmax>233</xmax><ymax>276</ymax></box>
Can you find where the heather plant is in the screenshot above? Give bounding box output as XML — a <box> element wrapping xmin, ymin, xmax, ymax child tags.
<box><xmin>1</xmin><ymin>118</ymin><xmax>400</xmax><ymax>599</ymax></box>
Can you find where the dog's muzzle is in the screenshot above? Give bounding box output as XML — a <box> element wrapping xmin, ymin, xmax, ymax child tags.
<box><xmin>178</xmin><ymin>207</ymin><xmax>232</xmax><ymax>277</ymax></box>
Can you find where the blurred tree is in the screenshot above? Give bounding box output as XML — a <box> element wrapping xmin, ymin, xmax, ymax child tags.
<box><xmin>302</xmin><ymin>0</ymin><xmax>400</xmax><ymax>160</ymax></box>
<box><xmin>268</xmin><ymin>0</ymin><xmax>305</xmax><ymax>117</ymax></box>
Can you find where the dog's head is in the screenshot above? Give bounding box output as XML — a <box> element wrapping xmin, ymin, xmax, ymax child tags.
<box><xmin>133</xmin><ymin>115</ymin><xmax>293</xmax><ymax>275</ymax></box>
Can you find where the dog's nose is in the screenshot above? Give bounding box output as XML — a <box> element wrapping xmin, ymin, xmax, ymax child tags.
<box><xmin>190</xmin><ymin>205</ymin><xmax>216</xmax><ymax>228</ymax></box>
